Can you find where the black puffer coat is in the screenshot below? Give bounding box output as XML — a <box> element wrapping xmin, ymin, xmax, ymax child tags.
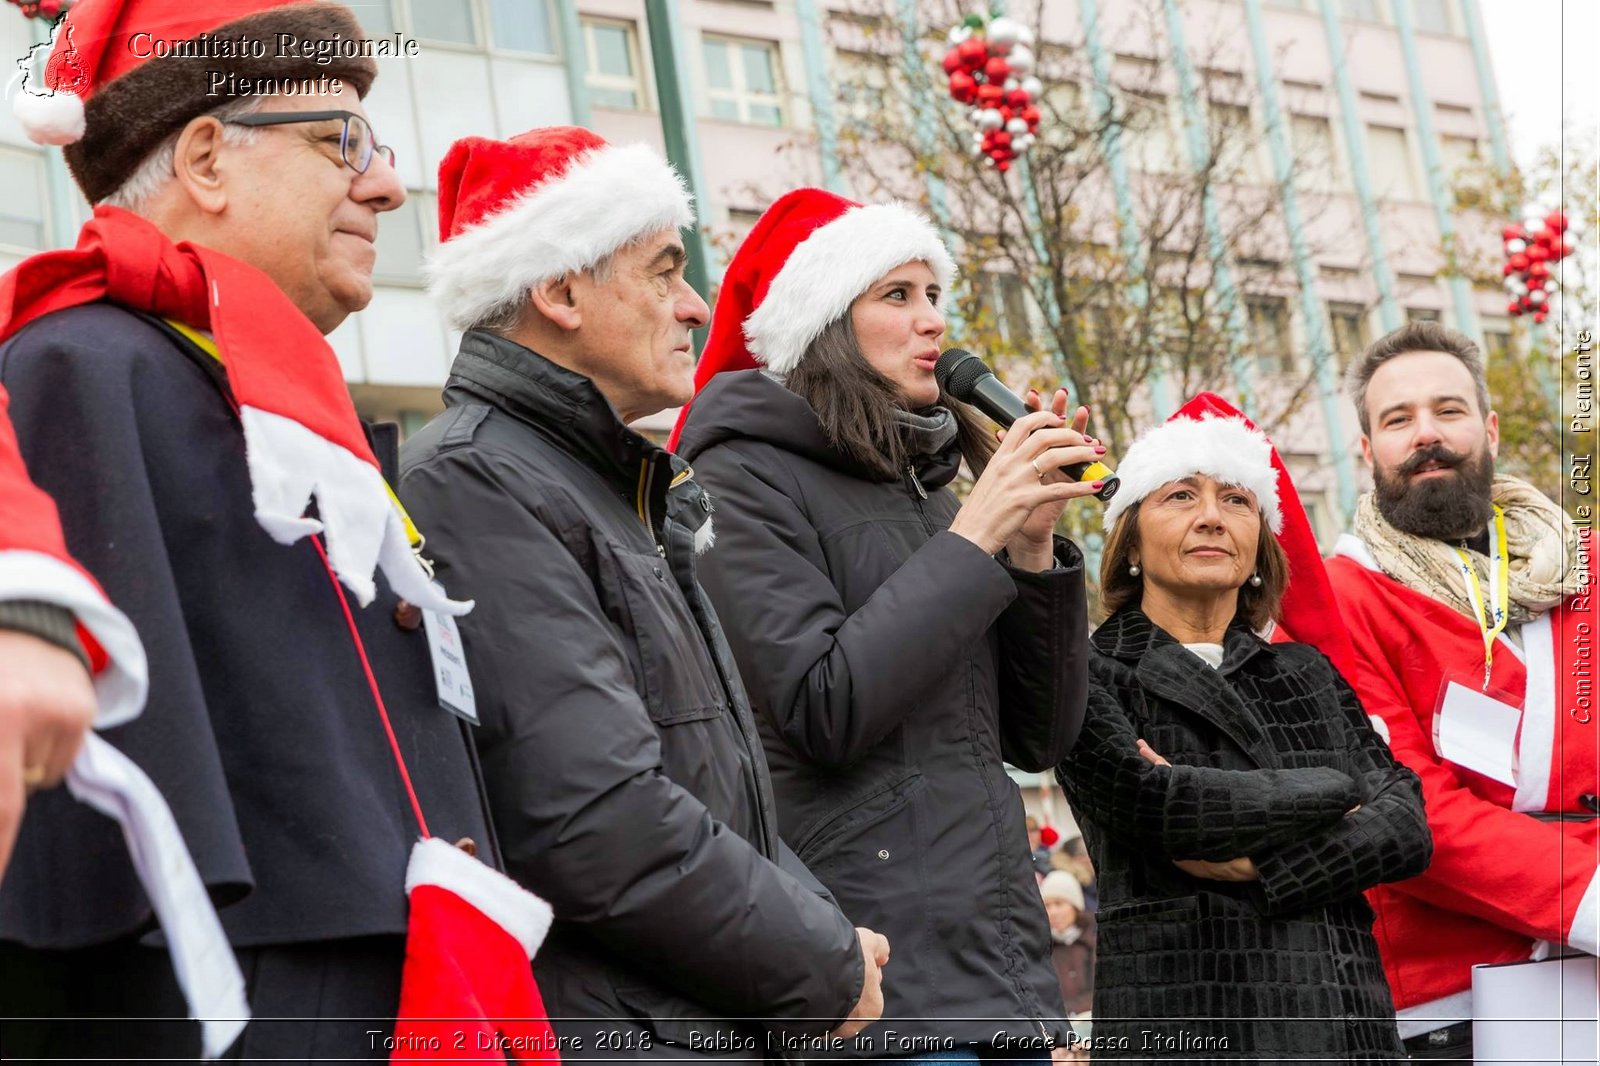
<box><xmin>1055</xmin><ymin>607</ymin><xmax>1432</xmax><ymax>1063</ymax></box>
<box><xmin>677</xmin><ymin>369</ymin><xmax>1088</xmax><ymax>1054</ymax></box>
<box><xmin>399</xmin><ymin>335</ymin><xmax>863</xmax><ymax>1057</ymax></box>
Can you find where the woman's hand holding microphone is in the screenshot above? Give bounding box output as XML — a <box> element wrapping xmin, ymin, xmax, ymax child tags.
<box><xmin>947</xmin><ymin>387</ymin><xmax>1107</xmax><ymax>572</ymax></box>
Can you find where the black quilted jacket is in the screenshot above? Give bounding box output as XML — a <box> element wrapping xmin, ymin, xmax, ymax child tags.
<box><xmin>1055</xmin><ymin>607</ymin><xmax>1432</xmax><ymax>1063</ymax></box>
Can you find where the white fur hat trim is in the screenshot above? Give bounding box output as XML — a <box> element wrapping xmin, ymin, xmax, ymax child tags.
<box><xmin>743</xmin><ymin>202</ymin><xmax>956</xmax><ymax>376</ymax></box>
<box><xmin>1102</xmin><ymin>415</ymin><xmax>1283</xmax><ymax>533</ymax></box>
<box><xmin>426</xmin><ymin>142</ymin><xmax>695</xmax><ymax>331</ymax></box>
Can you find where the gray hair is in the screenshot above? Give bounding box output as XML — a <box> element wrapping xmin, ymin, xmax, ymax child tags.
<box><xmin>1345</xmin><ymin>320</ymin><xmax>1491</xmax><ymax>435</ymax></box>
<box><xmin>100</xmin><ymin>96</ymin><xmax>268</xmax><ymax>212</ymax></box>
<box><xmin>465</xmin><ymin>250</ymin><xmax>620</xmax><ymax>336</ymax></box>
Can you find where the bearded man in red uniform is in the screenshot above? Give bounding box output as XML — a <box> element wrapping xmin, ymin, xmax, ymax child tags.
<box><xmin>1329</xmin><ymin>320</ymin><xmax>1594</xmax><ymax>1061</ymax></box>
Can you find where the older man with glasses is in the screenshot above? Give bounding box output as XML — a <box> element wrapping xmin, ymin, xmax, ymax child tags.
<box><xmin>0</xmin><ymin>1</ymin><xmax>504</xmax><ymax>1060</ymax></box>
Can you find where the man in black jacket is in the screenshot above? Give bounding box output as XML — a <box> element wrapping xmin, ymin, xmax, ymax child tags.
<box><xmin>0</xmin><ymin>1</ymin><xmax>493</xmax><ymax>1058</ymax></box>
<box><xmin>400</xmin><ymin>127</ymin><xmax>884</xmax><ymax>1056</ymax></box>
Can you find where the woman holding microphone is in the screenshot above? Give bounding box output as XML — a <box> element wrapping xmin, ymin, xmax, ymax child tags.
<box><xmin>670</xmin><ymin>188</ymin><xmax>1096</xmax><ymax>1060</ymax></box>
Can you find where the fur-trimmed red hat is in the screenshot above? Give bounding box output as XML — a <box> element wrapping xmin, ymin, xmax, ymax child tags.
<box><xmin>14</xmin><ymin>0</ymin><xmax>376</xmax><ymax>203</ymax></box>
<box><xmin>426</xmin><ymin>126</ymin><xmax>695</xmax><ymax>331</ymax></box>
<box><xmin>665</xmin><ymin>187</ymin><xmax>955</xmax><ymax>449</ymax></box>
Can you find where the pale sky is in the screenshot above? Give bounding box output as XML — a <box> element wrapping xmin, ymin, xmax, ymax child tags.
<box><xmin>1479</xmin><ymin>0</ymin><xmax>1598</xmax><ymax>169</ymax></box>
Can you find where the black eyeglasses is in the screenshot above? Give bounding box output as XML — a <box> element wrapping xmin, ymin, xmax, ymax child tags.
<box><xmin>224</xmin><ymin>110</ymin><xmax>396</xmax><ymax>174</ymax></box>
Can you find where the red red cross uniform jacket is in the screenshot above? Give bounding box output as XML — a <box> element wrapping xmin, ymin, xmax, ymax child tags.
<box><xmin>1328</xmin><ymin>532</ymin><xmax>1599</xmax><ymax>1031</ymax></box>
<box><xmin>0</xmin><ymin>385</ymin><xmax>142</xmax><ymax>723</ymax></box>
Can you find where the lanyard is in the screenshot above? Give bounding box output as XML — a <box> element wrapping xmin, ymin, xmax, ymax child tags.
<box><xmin>1454</xmin><ymin>504</ymin><xmax>1509</xmax><ymax>691</ymax></box>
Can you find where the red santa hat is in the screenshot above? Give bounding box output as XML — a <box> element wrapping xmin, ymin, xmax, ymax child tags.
<box><xmin>13</xmin><ymin>0</ymin><xmax>376</xmax><ymax>203</ymax></box>
<box><xmin>666</xmin><ymin>187</ymin><xmax>955</xmax><ymax>448</ymax></box>
<box><xmin>391</xmin><ymin>837</ymin><xmax>559</xmax><ymax>1062</ymax></box>
<box><xmin>427</xmin><ymin>127</ymin><xmax>696</xmax><ymax>331</ymax></box>
<box><xmin>1109</xmin><ymin>393</ymin><xmax>1360</xmax><ymax>680</ymax></box>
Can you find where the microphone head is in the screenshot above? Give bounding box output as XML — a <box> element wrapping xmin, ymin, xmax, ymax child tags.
<box><xmin>934</xmin><ymin>348</ymin><xmax>992</xmax><ymax>401</ymax></box>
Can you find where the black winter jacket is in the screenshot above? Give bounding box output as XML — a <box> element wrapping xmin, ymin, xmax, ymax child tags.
<box><xmin>399</xmin><ymin>335</ymin><xmax>863</xmax><ymax>1056</ymax></box>
<box><xmin>677</xmin><ymin>369</ymin><xmax>1089</xmax><ymax>1053</ymax></box>
<box><xmin>1055</xmin><ymin>607</ymin><xmax>1432</xmax><ymax>1063</ymax></box>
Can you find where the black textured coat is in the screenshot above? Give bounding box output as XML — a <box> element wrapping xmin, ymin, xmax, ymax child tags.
<box><xmin>676</xmin><ymin>369</ymin><xmax>1089</xmax><ymax>1052</ymax></box>
<box><xmin>1054</xmin><ymin>608</ymin><xmax>1432</xmax><ymax>1063</ymax></box>
<box><xmin>398</xmin><ymin>334</ymin><xmax>863</xmax><ymax>1056</ymax></box>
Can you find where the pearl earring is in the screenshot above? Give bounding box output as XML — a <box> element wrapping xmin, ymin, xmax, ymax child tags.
<box><xmin>1128</xmin><ymin>564</ymin><xmax>1141</xmax><ymax>577</ymax></box>
<box><xmin>1249</xmin><ymin>573</ymin><xmax>1263</xmax><ymax>587</ymax></box>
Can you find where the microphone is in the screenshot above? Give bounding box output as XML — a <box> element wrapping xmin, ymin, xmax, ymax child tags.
<box><xmin>935</xmin><ymin>348</ymin><xmax>1119</xmax><ymax>502</ymax></box>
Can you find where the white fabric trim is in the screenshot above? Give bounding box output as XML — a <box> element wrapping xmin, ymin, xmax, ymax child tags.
<box><xmin>405</xmin><ymin>837</ymin><xmax>553</xmax><ymax>959</ymax></box>
<box><xmin>426</xmin><ymin>142</ymin><xmax>695</xmax><ymax>331</ymax></box>
<box><xmin>239</xmin><ymin>407</ymin><xmax>470</xmax><ymax>616</ymax></box>
<box><xmin>1334</xmin><ymin>532</ymin><xmax>1380</xmax><ymax>570</ymax></box>
<box><xmin>0</xmin><ymin>550</ymin><xmax>146</xmax><ymax>728</ymax></box>
<box><xmin>1396</xmin><ymin>990</ymin><xmax>1473</xmax><ymax>1039</ymax></box>
<box><xmin>1101</xmin><ymin>416</ymin><xmax>1283</xmax><ymax>533</ymax></box>
<box><xmin>1568</xmin><ymin>867</ymin><xmax>1600</xmax><ymax>956</ymax></box>
<box><xmin>1512</xmin><ymin>613</ymin><xmax>1554</xmax><ymax>812</ymax></box>
<box><xmin>743</xmin><ymin>202</ymin><xmax>956</xmax><ymax>376</ymax></box>
<box><xmin>693</xmin><ymin>516</ymin><xmax>715</xmax><ymax>555</ymax></box>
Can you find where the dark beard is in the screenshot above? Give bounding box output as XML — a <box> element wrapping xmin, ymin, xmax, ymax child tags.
<box><xmin>1374</xmin><ymin>442</ymin><xmax>1496</xmax><ymax>540</ymax></box>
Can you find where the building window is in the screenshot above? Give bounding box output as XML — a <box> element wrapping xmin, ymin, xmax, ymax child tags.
<box><xmin>1123</xmin><ymin>91</ymin><xmax>1180</xmax><ymax>174</ymax></box>
<box><xmin>489</xmin><ymin>0</ymin><xmax>555</xmax><ymax>55</ymax></box>
<box><xmin>584</xmin><ymin>18</ymin><xmax>645</xmax><ymax>110</ymax></box>
<box><xmin>1209</xmin><ymin>102</ymin><xmax>1263</xmax><ymax>183</ymax></box>
<box><xmin>1366</xmin><ymin>125</ymin><xmax>1419</xmax><ymax>200</ymax></box>
<box><xmin>1247</xmin><ymin>296</ymin><xmax>1293</xmax><ymax>374</ymax></box>
<box><xmin>352</xmin><ymin>0</ymin><xmax>396</xmax><ymax>35</ymax></box>
<box><xmin>1327</xmin><ymin>301</ymin><xmax>1370</xmax><ymax>369</ymax></box>
<box><xmin>1482</xmin><ymin>321</ymin><xmax>1512</xmax><ymax>361</ymax></box>
<box><xmin>1406</xmin><ymin>307</ymin><xmax>1441</xmax><ymax>322</ymax></box>
<box><xmin>988</xmin><ymin>271</ymin><xmax>1034</xmax><ymax>346</ymax></box>
<box><xmin>373</xmin><ymin>192</ymin><xmax>430</xmax><ymax>285</ymax></box>
<box><xmin>409</xmin><ymin>0</ymin><xmax>478</xmax><ymax>46</ymax></box>
<box><xmin>1290</xmin><ymin>114</ymin><xmax>1341</xmax><ymax>192</ymax></box>
<box><xmin>1412</xmin><ymin>0</ymin><xmax>1455</xmax><ymax>34</ymax></box>
<box><xmin>702</xmin><ymin>36</ymin><xmax>784</xmax><ymax>126</ymax></box>
<box><xmin>0</xmin><ymin>149</ymin><xmax>48</xmax><ymax>251</ymax></box>
<box><xmin>1338</xmin><ymin>0</ymin><xmax>1385</xmax><ymax>22</ymax></box>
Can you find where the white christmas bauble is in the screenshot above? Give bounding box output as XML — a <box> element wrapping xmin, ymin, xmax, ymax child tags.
<box><xmin>1007</xmin><ymin>117</ymin><xmax>1029</xmax><ymax>134</ymax></box>
<box><xmin>1529</xmin><ymin>288</ymin><xmax>1547</xmax><ymax>304</ymax></box>
<box><xmin>1004</xmin><ymin>78</ymin><xmax>1020</xmax><ymax>92</ymax></box>
<box><xmin>1008</xmin><ymin>45</ymin><xmax>1035</xmax><ymax>75</ymax></box>
<box><xmin>1022</xmin><ymin>76</ymin><xmax>1043</xmax><ymax>98</ymax></box>
<box><xmin>978</xmin><ymin>108</ymin><xmax>1004</xmax><ymax>131</ymax></box>
<box><xmin>1017</xmin><ymin>24</ymin><xmax>1036</xmax><ymax>46</ymax></box>
<box><xmin>948</xmin><ymin>25</ymin><xmax>972</xmax><ymax>45</ymax></box>
<box><xmin>1505</xmin><ymin>238</ymin><xmax>1527</xmax><ymax>253</ymax></box>
<box><xmin>1015</xmin><ymin>133</ymin><xmax>1035</xmax><ymax>151</ymax></box>
<box><xmin>1522</xmin><ymin>214</ymin><xmax>1544</xmax><ymax>233</ymax></box>
<box><xmin>1505</xmin><ymin>277</ymin><xmax>1526</xmax><ymax>294</ymax></box>
<box><xmin>987</xmin><ymin>17</ymin><xmax>1021</xmax><ymax>51</ymax></box>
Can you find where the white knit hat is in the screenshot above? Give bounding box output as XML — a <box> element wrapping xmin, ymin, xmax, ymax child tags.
<box><xmin>1102</xmin><ymin>414</ymin><xmax>1283</xmax><ymax>533</ymax></box>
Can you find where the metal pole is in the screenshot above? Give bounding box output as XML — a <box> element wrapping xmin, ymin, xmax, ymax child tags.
<box><xmin>1077</xmin><ymin>0</ymin><xmax>1171</xmax><ymax>417</ymax></box>
<box><xmin>794</xmin><ymin>0</ymin><xmax>843</xmax><ymax>193</ymax></box>
<box><xmin>1161</xmin><ymin>0</ymin><xmax>1255</xmax><ymax>417</ymax></box>
<box><xmin>554</xmin><ymin>0</ymin><xmax>591</xmax><ymax>127</ymax></box>
<box><xmin>1318</xmin><ymin>0</ymin><xmax>1402</xmax><ymax>332</ymax></box>
<box><xmin>644</xmin><ymin>0</ymin><xmax>714</xmax><ymax>351</ymax></box>
<box><xmin>1392</xmin><ymin>0</ymin><xmax>1478</xmax><ymax>340</ymax></box>
<box><xmin>1242</xmin><ymin>0</ymin><xmax>1357</xmax><ymax>524</ymax></box>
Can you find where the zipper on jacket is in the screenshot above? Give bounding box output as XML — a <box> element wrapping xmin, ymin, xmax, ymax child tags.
<box><xmin>904</xmin><ymin>462</ymin><xmax>928</xmax><ymax>500</ymax></box>
<box><xmin>904</xmin><ymin>462</ymin><xmax>940</xmax><ymax>542</ymax></box>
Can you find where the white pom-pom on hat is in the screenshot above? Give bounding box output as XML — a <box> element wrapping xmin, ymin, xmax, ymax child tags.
<box><xmin>13</xmin><ymin>88</ymin><xmax>85</xmax><ymax>145</ymax></box>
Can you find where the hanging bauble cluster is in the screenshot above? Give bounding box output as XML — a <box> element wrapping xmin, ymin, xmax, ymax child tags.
<box><xmin>5</xmin><ymin>0</ymin><xmax>71</xmax><ymax>21</ymax></box>
<box><xmin>941</xmin><ymin>12</ymin><xmax>1043</xmax><ymax>173</ymax></box>
<box><xmin>1502</xmin><ymin>209</ymin><xmax>1575</xmax><ymax>324</ymax></box>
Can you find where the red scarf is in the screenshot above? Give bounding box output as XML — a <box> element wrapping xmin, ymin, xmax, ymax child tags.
<box><xmin>0</xmin><ymin>205</ymin><xmax>465</xmax><ymax>615</ymax></box>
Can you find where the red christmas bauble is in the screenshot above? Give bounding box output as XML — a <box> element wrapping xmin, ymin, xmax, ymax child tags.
<box><xmin>1509</xmin><ymin>252</ymin><xmax>1530</xmax><ymax>271</ymax></box>
<box><xmin>1502</xmin><ymin>262</ymin><xmax>1516</xmax><ymax>276</ymax></box>
<box><xmin>984</xmin><ymin>56</ymin><xmax>1012</xmax><ymax>83</ymax></box>
<box><xmin>994</xmin><ymin>130</ymin><xmax>1013</xmax><ymax>147</ymax></box>
<box><xmin>943</xmin><ymin>49</ymin><xmax>963</xmax><ymax>76</ymax></box>
<box><xmin>1528</xmin><ymin>244</ymin><xmax>1550</xmax><ymax>263</ymax></box>
<box><xmin>1546</xmin><ymin>211</ymin><xmax>1569</xmax><ymax>233</ymax></box>
<box><xmin>1559</xmin><ymin>240</ymin><xmax>1575</xmax><ymax>259</ymax></box>
<box><xmin>1507</xmin><ymin>300</ymin><xmax>1522</xmax><ymax>315</ymax></box>
<box><xmin>958</xmin><ymin>39</ymin><xmax>988</xmax><ymax>70</ymax></box>
<box><xmin>1007</xmin><ymin>88</ymin><xmax>1031</xmax><ymax>109</ymax></box>
<box><xmin>1534</xmin><ymin>310</ymin><xmax>1548</xmax><ymax>323</ymax></box>
<box><xmin>1502</xmin><ymin>224</ymin><xmax>1526</xmax><ymax>241</ymax></box>
<box><xmin>1529</xmin><ymin>262</ymin><xmax>1551</xmax><ymax>282</ymax></box>
<box><xmin>996</xmin><ymin>159</ymin><xmax>1011</xmax><ymax>171</ymax></box>
<box><xmin>949</xmin><ymin>71</ymin><xmax>978</xmax><ymax>102</ymax></box>
<box><xmin>1021</xmin><ymin>105</ymin><xmax>1041</xmax><ymax>125</ymax></box>
<box><xmin>977</xmin><ymin>83</ymin><xmax>1004</xmax><ymax>105</ymax></box>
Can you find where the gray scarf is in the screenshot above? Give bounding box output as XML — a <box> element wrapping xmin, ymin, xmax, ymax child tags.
<box><xmin>894</xmin><ymin>406</ymin><xmax>958</xmax><ymax>459</ymax></box>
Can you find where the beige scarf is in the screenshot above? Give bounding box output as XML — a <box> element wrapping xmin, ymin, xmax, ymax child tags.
<box><xmin>1353</xmin><ymin>474</ymin><xmax>1586</xmax><ymax>625</ymax></box>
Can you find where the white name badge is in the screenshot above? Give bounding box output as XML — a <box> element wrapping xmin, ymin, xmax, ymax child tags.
<box><xmin>422</xmin><ymin>598</ymin><xmax>478</xmax><ymax>725</ymax></box>
<box><xmin>1435</xmin><ymin>680</ymin><xmax>1521</xmax><ymax>788</ymax></box>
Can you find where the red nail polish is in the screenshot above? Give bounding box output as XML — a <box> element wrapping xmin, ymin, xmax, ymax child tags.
<box><xmin>1091</xmin><ymin>481</ymin><xmax>1106</xmax><ymax>490</ymax></box>
<box><xmin>1095</xmin><ymin>446</ymin><xmax>1107</xmax><ymax>454</ymax></box>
